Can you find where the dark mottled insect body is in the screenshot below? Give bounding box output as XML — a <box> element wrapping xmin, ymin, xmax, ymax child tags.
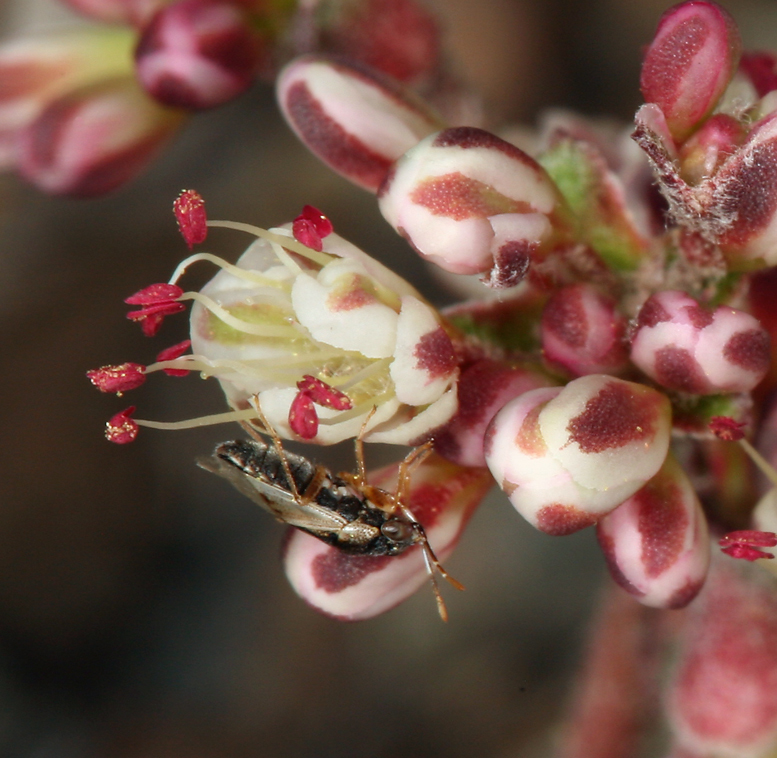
<box><xmin>199</xmin><ymin>439</ymin><xmax>421</xmax><ymax>556</ymax></box>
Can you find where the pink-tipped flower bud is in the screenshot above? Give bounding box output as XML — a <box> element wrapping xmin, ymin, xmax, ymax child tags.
<box><xmin>16</xmin><ymin>77</ymin><xmax>184</xmax><ymax>196</ymax></box>
<box><xmin>277</xmin><ymin>55</ymin><xmax>443</xmax><ymax>192</ymax></box>
<box><xmin>316</xmin><ymin>0</ymin><xmax>441</xmax><ymax>84</ymax></box>
<box><xmin>434</xmin><ymin>359</ymin><xmax>553</xmax><ymax>468</ymax></box>
<box><xmin>541</xmin><ymin>284</ymin><xmax>629</xmax><ymax>377</ymax></box>
<box><xmin>631</xmin><ymin>291</ymin><xmax>770</xmax><ymax>395</ymax></box>
<box><xmin>667</xmin><ymin>559</ymin><xmax>777</xmax><ymax>757</ymax></box>
<box><xmin>597</xmin><ymin>454</ymin><xmax>710</xmax><ymax>608</ymax></box>
<box><xmin>740</xmin><ymin>51</ymin><xmax>777</xmax><ymax>99</ymax></box>
<box><xmin>135</xmin><ymin>0</ymin><xmax>262</xmax><ymax>110</ymax></box>
<box><xmin>283</xmin><ymin>453</ymin><xmax>492</xmax><ymax>620</ymax></box>
<box><xmin>379</xmin><ymin>127</ymin><xmax>563</xmax><ymax>288</ymax></box>
<box><xmin>678</xmin><ymin>113</ymin><xmax>746</xmax><ymax>185</ymax></box>
<box><xmin>59</xmin><ymin>0</ymin><xmax>162</xmax><ymax>26</ymax></box>
<box><xmin>640</xmin><ymin>1</ymin><xmax>742</xmax><ymax>142</ymax></box>
<box><xmin>485</xmin><ymin>375</ymin><xmax>671</xmax><ymax>535</ymax></box>
<box><xmin>0</xmin><ymin>29</ymin><xmax>135</xmax><ymax>170</ymax></box>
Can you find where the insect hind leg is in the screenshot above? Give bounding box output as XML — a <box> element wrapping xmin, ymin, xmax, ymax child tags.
<box><xmin>243</xmin><ymin>395</ymin><xmax>303</xmax><ymax>503</ymax></box>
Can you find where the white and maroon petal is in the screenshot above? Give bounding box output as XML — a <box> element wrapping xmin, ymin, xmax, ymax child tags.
<box><xmin>277</xmin><ymin>55</ymin><xmax>443</xmax><ymax>192</ymax></box>
<box><xmin>291</xmin><ymin>261</ymin><xmax>399</xmax><ymax>359</ymax></box>
<box><xmin>539</xmin><ymin>376</ymin><xmax>671</xmax><ymax>493</ymax></box>
<box><xmin>484</xmin><ymin>387</ymin><xmax>565</xmax><ymax>489</ymax></box>
<box><xmin>695</xmin><ymin>308</ymin><xmax>770</xmax><ymax>392</ymax></box>
<box><xmin>435</xmin><ymin>360</ymin><xmax>553</xmax><ymax>468</ymax></box>
<box><xmin>283</xmin><ymin>455</ymin><xmax>492</xmax><ymax>620</ymax></box>
<box><xmin>390</xmin><ymin>296</ymin><xmax>457</xmax><ymax>406</ymax></box>
<box><xmin>367</xmin><ymin>387</ymin><xmax>458</xmax><ymax>444</ymax></box>
<box><xmin>596</xmin><ymin>455</ymin><xmax>710</xmax><ymax>608</ymax></box>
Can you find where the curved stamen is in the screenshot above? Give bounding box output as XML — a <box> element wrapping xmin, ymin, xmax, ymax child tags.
<box><xmin>168</xmin><ymin>252</ymin><xmax>283</xmax><ymax>288</ymax></box>
<box><xmin>135</xmin><ymin>407</ymin><xmax>259</xmax><ymax>430</ymax></box>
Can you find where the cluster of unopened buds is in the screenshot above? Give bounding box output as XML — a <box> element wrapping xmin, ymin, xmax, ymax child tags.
<box><xmin>1</xmin><ymin>0</ymin><xmax>442</xmax><ymax>195</ymax></box>
<box><xmin>84</xmin><ymin>0</ymin><xmax>777</xmax><ymax>754</ymax></box>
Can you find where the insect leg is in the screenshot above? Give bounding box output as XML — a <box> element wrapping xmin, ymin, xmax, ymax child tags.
<box><xmin>352</xmin><ymin>406</ymin><xmax>378</xmax><ymax>487</ymax></box>
<box><xmin>245</xmin><ymin>395</ymin><xmax>303</xmax><ymax>503</ymax></box>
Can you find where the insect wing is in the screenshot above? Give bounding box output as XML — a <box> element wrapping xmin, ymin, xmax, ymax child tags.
<box><xmin>198</xmin><ymin>441</ymin><xmax>348</xmax><ymax>534</ymax></box>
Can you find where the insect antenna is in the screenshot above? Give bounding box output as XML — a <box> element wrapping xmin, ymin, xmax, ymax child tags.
<box><xmin>241</xmin><ymin>396</ymin><xmax>303</xmax><ymax>503</ymax></box>
<box><xmin>394</xmin><ymin>442</ymin><xmax>465</xmax><ymax>621</ymax></box>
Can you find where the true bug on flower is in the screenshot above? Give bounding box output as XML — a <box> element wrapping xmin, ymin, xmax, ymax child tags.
<box><xmin>198</xmin><ymin>401</ymin><xmax>464</xmax><ymax>620</ymax></box>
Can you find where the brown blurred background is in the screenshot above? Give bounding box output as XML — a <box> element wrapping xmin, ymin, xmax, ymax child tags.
<box><xmin>0</xmin><ymin>1</ymin><xmax>773</xmax><ymax>756</ymax></box>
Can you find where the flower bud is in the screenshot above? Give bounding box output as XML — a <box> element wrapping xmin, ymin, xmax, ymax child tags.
<box><xmin>667</xmin><ymin>559</ymin><xmax>777</xmax><ymax>757</ymax></box>
<box><xmin>315</xmin><ymin>0</ymin><xmax>441</xmax><ymax>84</ymax></box>
<box><xmin>631</xmin><ymin>291</ymin><xmax>770</xmax><ymax>395</ymax></box>
<box><xmin>378</xmin><ymin>127</ymin><xmax>562</xmax><ymax>287</ymax></box>
<box><xmin>740</xmin><ymin>51</ymin><xmax>777</xmax><ymax>99</ymax></box>
<box><xmin>189</xmin><ymin>224</ymin><xmax>459</xmax><ymax>445</ymax></box>
<box><xmin>541</xmin><ymin>284</ymin><xmax>629</xmax><ymax>377</ymax></box>
<box><xmin>678</xmin><ymin>113</ymin><xmax>746</xmax><ymax>185</ymax></box>
<box><xmin>485</xmin><ymin>375</ymin><xmax>671</xmax><ymax>535</ymax></box>
<box><xmin>135</xmin><ymin>0</ymin><xmax>262</xmax><ymax>110</ymax></box>
<box><xmin>434</xmin><ymin>359</ymin><xmax>553</xmax><ymax>468</ymax></box>
<box><xmin>640</xmin><ymin>1</ymin><xmax>741</xmax><ymax>142</ymax></box>
<box><xmin>277</xmin><ymin>55</ymin><xmax>443</xmax><ymax>192</ymax></box>
<box><xmin>283</xmin><ymin>453</ymin><xmax>492</xmax><ymax>620</ymax></box>
<box><xmin>59</xmin><ymin>0</ymin><xmax>162</xmax><ymax>25</ymax></box>
<box><xmin>0</xmin><ymin>29</ymin><xmax>135</xmax><ymax>169</ymax></box>
<box><xmin>16</xmin><ymin>77</ymin><xmax>184</xmax><ymax>196</ymax></box>
<box><xmin>597</xmin><ymin>455</ymin><xmax>710</xmax><ymax>608</ymax></box>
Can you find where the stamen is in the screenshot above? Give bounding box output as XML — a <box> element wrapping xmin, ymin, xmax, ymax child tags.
<box><xmin>710</xmin><ymin>416</ymin><xmax>777</xmax><ymax>488</ymax></box>
<box><xmin>206</xmin><ymin>220</ymin><xmax>334</xmax><ymax>267</ymax></box>
<box><xmin>289</xmin><ymin>391</ymin><xmax>318</xmax><ymax>438</ymax></box>
<box><xmin>156</xmin><ymin>340</ymin><xmax>191</xmax><ymax>376</ymax></box>
<box><xmin>317</xmin><ymin>393</ymin><xmax>394</xmax><ymax>425</ymax></box>
<box><xmin>87</xmin><ymin>362</ymin><xmax>146</xmax><ymax>394</ymax></box>
<box><xmin>167</xmin><ymin>252</ymin><xmax>283</xmax><ymax>289</ymax></box>
<box><xmin>174</xmin><ymin>189</ymin><xmax>208</xmax><ymax>250</ymax></box>
<box><xmin>135</xmin><ymin>407</ymin><xmax>259</xmax><ymax>430</ymax></box>
<box><xmin>297</xmin><ymin>375</ymin><xmax>353</xmax><ymax>410</ymax></box>
<box><xmin>106</xmin><ymin>406</ymin><xmax>139</xmax><ymax>444</ymax></box>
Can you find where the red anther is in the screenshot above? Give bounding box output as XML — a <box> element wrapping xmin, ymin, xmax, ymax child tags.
<box><xmin>720</xmin><ymin>530</ymin><xmax>777</xmax><ymax>548</ymax></box>
<box><xmin>87</xmin><ymin>362</ymin><xmax>147</xmax><ymax>394</ymax></box>
<box><xmin>296</xmin><ymin>375</ymin><xmax>353</xmax><ymax>410</ymax></box>
<box><xmin>105</xmin><ymin>406</ymin><xmax>139</xmax><ymax>444</ymax></box>
<box><xmin>709</xmin><ymin>415</ymin><xmax>747</xmax><ymax>441</ymax></box>
<box><xmin>126</xmin><ymin>301</ymin><xmax>187</xmax><ymax>337</ymax></box>
<box><xmin>721</xmin><ymin>543</ymin><xmax>775</xmax><ymax>561</ymax></box>
<box><xmin>125</xmin><ymin>283</ymin><xmax>183</xmax><ymax>305</ymax></box>
<box><xmin>289</xmin><ymin>391</ymin><xmax>318</xmax><ymax>439</ymax></box>
<box><xmin>156</xmin><ymin>339</ymin><xmax>192</xmax><ymax>376</ymax></box>
<box><xmin>292</xmin><ymin>206</ymin><xmax>333</xmax><ymax>252</ymax></box>
<box><xmin>174</xmin><ymin>190</ymin><xmax>207</xmax><ymax>250</ymax></box>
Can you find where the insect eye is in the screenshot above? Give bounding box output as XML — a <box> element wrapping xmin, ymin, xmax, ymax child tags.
<box><xmin>381</xmin><ymin>519</ymin><xmax>415</xmax><ymax>543</ymax></box>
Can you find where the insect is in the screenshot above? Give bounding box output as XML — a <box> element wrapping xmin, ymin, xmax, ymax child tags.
<box><xmin>198</xmin><ymin>402</ymin><xmax>463</xmax><ymax>620</ymax></box>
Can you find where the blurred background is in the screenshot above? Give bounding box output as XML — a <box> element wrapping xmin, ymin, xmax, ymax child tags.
<box><xmin>0</xmin><ymin>0</ymin><xmax>773</xmax><ymax>756</ymax></box>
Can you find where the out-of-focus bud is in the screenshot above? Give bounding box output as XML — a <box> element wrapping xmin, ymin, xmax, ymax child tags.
<box><xmin>538</xmin><ymin>136</ymin><xmax>650</xmax><ymax>272</ymax></box>
<box><xmin>541</xmin><ymin>284</ymin><xmax>629</xmax><ymax>377</ymax></box>
<box><xmin>667</xmin><ymin>559</ymin><xmax>777</xmax><ymax>757</ymax></box>
<box><xmin>277</xmin><ymin>55</ymin><xmax>444</xmax><ymax>192</ymax></box>
<box><xmin>283</xmin><ymin>453</ymin><xmax>492</xmax><ymax>620</ymax></box>
<box><xmin>16</xmin><ymin>77</ymin><xmax>184</xmax><ymax>196</ymax></box>
<box><xmin>740</xmin><ymin>51</ymin><xmax>777</xmax><ymax>99</ymax></box>
<box><xmin>631</xmin><ymin>290</ymin><xmax>770</xmax><ymax>395</ymax></box>
<box><xmin>315</xmin><ymin>0</ymin><xmax>441</xmax><ymax>84</ymax></box>
<box><xmin>640</xmin><ymin>1</ymin><xmax>741</xmax><ymax>143</ymax></box>
<box><xmin>597</xmin><ymin>454</ymin><xmax>710</xmax><ymax>608</ymax></box>
<box><xmin>135</xmin><ymin>0</ymin><xmax>262</xmax><ymax>110</ymax></box>
<box><xmin>0</xmin><ymin>29</ymin><xmax>135</xmax><ymax>169</ymax></box>
<box><xmin>189</xmin><ymin>224</ymin><xmax>459</xmax><ymax>444</ymax></box>
<box><xmin>678</xmin><ymin>113</ymin><xmax>746</xmax><ymax>185</ymax></box>
<box><xmin>379</xmin><ymin>127</ymin><xmax>564</xmax><ymax>288</ymax></box>
<box><xmin>434</xmin><ymin>359</ymin><xmax>554</xmax><ymax>468</ymax></box>
<box><xmin>59</xmin><ymin>0</ymin><xmax>162</xmax><ymax>26</ymax></box>
<box><xmin>485</xmin><ymin>375</ymin><xmax>671</xmax><ymax>535</ymax></box>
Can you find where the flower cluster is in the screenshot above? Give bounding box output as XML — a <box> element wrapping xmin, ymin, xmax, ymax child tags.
<box><xmin>2</xmin><ymin>0</ymin><xmax>444</xmax><ymax>195</ymax></box>
<box><xmin>87</xmin><ymin>1</ymin><xmax>777</xmax><ymax>752</ymax></box>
